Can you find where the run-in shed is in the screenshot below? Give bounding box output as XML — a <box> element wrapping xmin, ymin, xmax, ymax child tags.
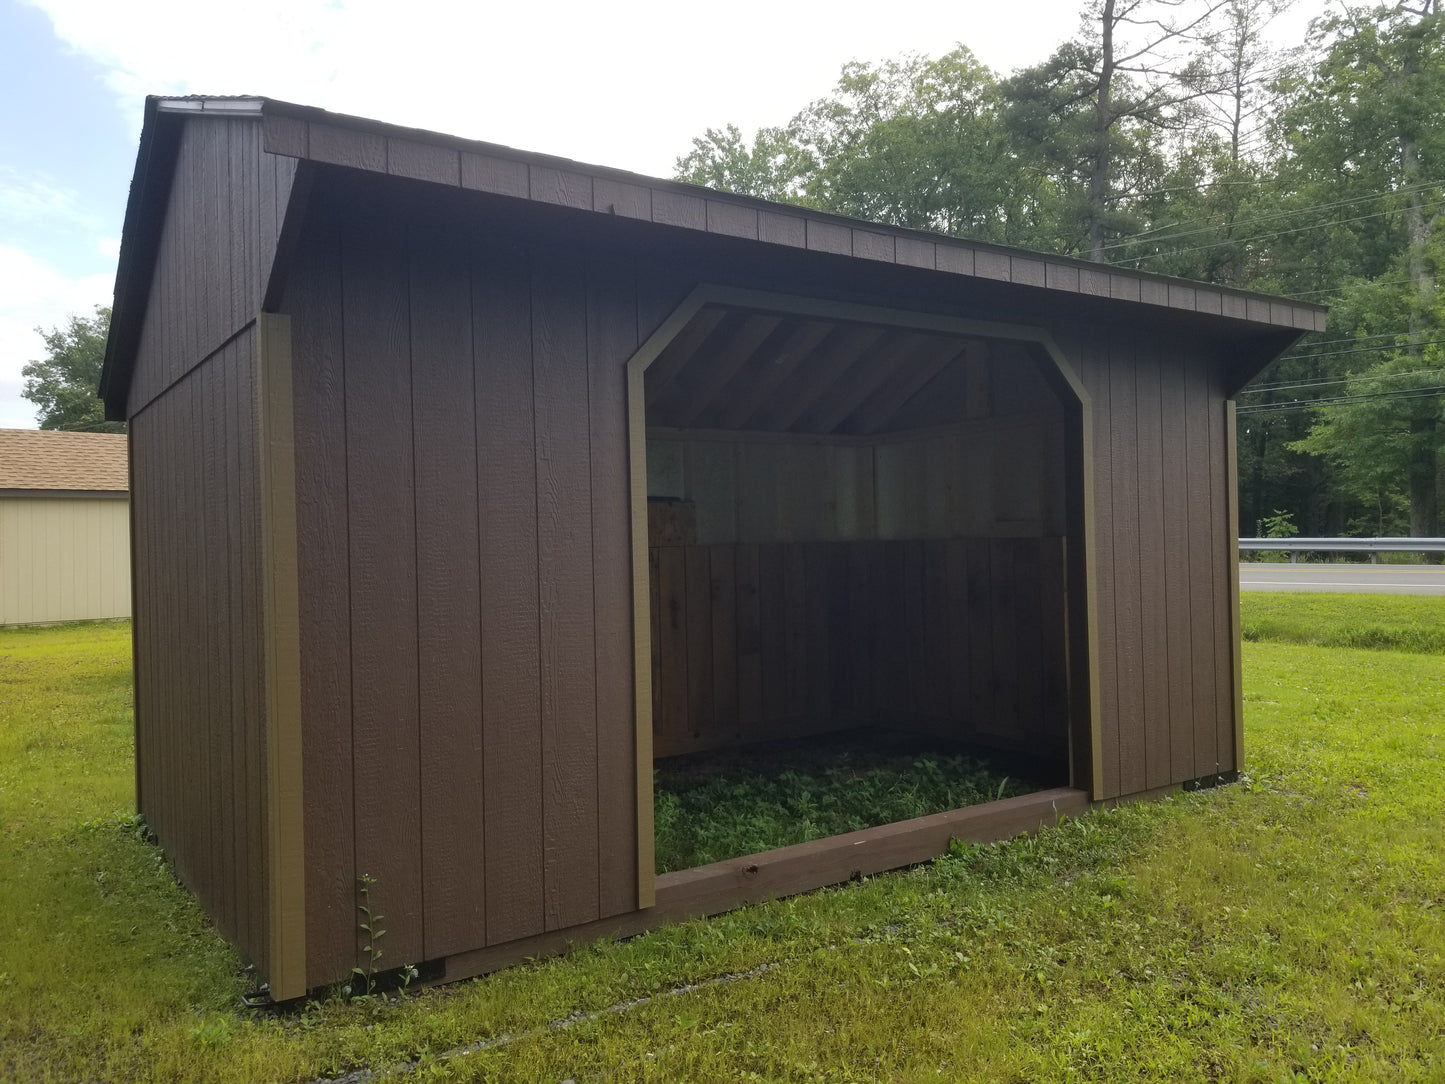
<box><xmin>101</xmin><ymin>96</ymin><xmax>1320</xmax><ymax>1001</ymax></box>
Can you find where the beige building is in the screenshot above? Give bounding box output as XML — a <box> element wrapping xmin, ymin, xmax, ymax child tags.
<box><xmin>0</xmin><ymin>428</ymin><xmax>130</xmax><ymax>625</ymax></box>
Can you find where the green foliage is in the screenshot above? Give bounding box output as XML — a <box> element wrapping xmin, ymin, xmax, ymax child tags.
<box><xmin>673</xmin><ymin>123</ymin><xmax>805</xmax><ymax>202</ymax></box>
<box><xmin>19</xmin><ymin>306</ymin><xmax>122</xmax><ymax>433</ymax></box>
<box><xmin>1260</xmin><ymin>508</ymin><xmax>1298</xmax><ymax>538</ymax></box>
<box><xmin>653</xmin><ymin>737</ymin><xmax>1029</xmax><ymax>873</ymax></box>
<box><xmin>3</xmin><ymin>614</ymin><xmax>1445</xmax><ymax>1079</ymax></box>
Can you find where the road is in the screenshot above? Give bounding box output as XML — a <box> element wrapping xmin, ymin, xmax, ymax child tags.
<box><xmin>1240</xmin><ymin>563</ymin><xmax>1445</xmax><ymax>595</ymax></box>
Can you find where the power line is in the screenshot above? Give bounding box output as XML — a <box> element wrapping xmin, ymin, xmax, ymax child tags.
<box><xmin>1278</xmin><ymin>276</ymin><xmax>1417</xmax><ymax>300</ymax></box>
<box><xmin>1235</xmin><ymin>385</ymin><xmax>1445</xmax><ymax>415</ymax></box>
<box><xmin>1117</xmin><ymin>197</ymin><xmax>1445</xmax><ymax>264</ymax></box>
<box><xmin>1281</xmin><ymin>326</ymin><xmax>1426</xmax><ymax>349</ymax></box>
<box><xmin>1102</xmin><ymin>179</ymin><xmax>1443</xmax><ymax>252</ymax></box>
<box><xmin>1241</xmin><ymin>367</ymin><xmax>1445</xmax><ymax>394</ymax></box>
<box><xmin>1267</xmin><ymin>334</ymin><xmax>1445</xmax><ymax>365</ymax></box>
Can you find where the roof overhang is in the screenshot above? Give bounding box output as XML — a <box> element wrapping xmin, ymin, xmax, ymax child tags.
<box><xmin>101</xmin><ymin>95</ymin><xmax>1323</xmax><ymax>419</ymax></box>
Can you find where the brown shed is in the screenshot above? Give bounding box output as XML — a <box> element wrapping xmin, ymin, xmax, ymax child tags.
<box><xmin>101</xmin><ymin>96</ymin><xmax>1319</xmax><ymax>1001</ymax></box>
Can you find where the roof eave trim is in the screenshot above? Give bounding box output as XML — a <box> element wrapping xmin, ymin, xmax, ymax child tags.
<box><xmin>256</xmin><ymin>97</ymin><xmax>1326</xmax><ymax>336</ymax></box>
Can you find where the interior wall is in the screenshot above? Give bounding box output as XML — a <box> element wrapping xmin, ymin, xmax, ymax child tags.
<box><xmin>647</xmin><ymin>412</ymin><xmax>1065</xmax><ymax>546</ymax></box>
<box><xmin>646</xmin><ymin>346</ymin><xmax>1071</xmax><ymax>761</ymax></box>
<box><xmin>649</xmin><ymin>536</ymin><xmax>1070</xmax><ymax>760</ymax></box>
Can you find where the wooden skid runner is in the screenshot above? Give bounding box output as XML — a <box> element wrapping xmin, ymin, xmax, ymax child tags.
<box><xmin>436</xmin><ymin>786</ymin><xmax>1088</xmax><ymax>988</ymax></box>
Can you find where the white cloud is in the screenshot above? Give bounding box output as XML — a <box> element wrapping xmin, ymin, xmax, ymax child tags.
<box><xmin>0</xmin><ymin>166</ymin><xmax>91</xmax><ymax>230</ymax></box>
<box><xmin>0</xmin><ymin>244</ymin><xmax>112</xmax><ymax>429</ymax></box>
<box><xmin>22</xmin><ymin>0</ymin><xmax>1084</xmax><ymax>176</ymax></box>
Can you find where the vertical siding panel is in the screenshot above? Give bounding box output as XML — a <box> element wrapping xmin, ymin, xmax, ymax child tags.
<box><xmin>131</xmin><ymin>423</ymin><xmax>150</xmax><ymax>826</ymax></box>
<box><xmin>228</xmin><ymin>122</ymin><xmax>248</xmax><ymax>330</ymax></box>
<box><xmin>411</xmin><ymin>240</ymin><xmax>486</xmax><ymax>960</ymax></box>
<box><xmin>712</xmin><ymin>546</ymin><xmax>740</xmax><ymax>737</ymax></box>
<box><xmin>656</xmin><ymin>546</ymin><xmax>690</xmax><ymax>752</ymax></box>
<box><xmin>1109</xmin><ymin>339</ymin><xmax>1146</xmax><ymax>797</ymax></box>
<box><xmin>986</xmin><ymin>538</ymin><xmax>1018</xmax><ymax>738</ymax></box>
<box><xmin>1080</xmin><ymin>331</ymin><xmax>1120</xmax><ymax>798</ymax></box>
<box><xmin>945</xmin><ymin>538</ymin><xmax>971</xmax><ymax>734</ymax></box>
<box><xmin>684</xmin><ymin>545</ymin><xmax>713</xmax><ymax>742</ymax></box>
<box><xmin>783</xmin><ymin>543</ymin><xmax>808</xmax><ymax>723</ymax></box>
<box><xmin>150</xmin><ymin>400</ymin><xmax>170</xmax><ymax>858</ymax></box>
<box><xmin>128</xmin><ymin>432</ymin><xmax>144</xmax><ymax>816</ymax></box>
<box><xmin>902</xmin><ymin>541</ymin><xmax>926</xmax><ymax>719</ymax></box>
<box><xmin>202</xmin><ymin>358</ymin><xmax>235</xmax><ymax>943</ymax></box>
<box><xmin>222</xmin><ymin>349</ymin><xmax>250</xmax><ymax>958</ymax></box>
<box><xmin>586</xmin><ymin>253</ymin><xmax>640</xmax><ymax>917</ymax></box>
<box><xmin>475</xmin><ymin>242</ymin><xmax>545</xmax><ymax>945</ymax></box>
<box><xmin>532</xmin><ymin>247</ymin><xmax>600</xmax><ymax>932</ymax></box>
<box><xmin>875</xmin><ymin>542</ymin><xmax>905</xmax><ymax>724</ymax></box>
<box><xmin>204</xmin><ymin>121</ymin><xmax>229</xmax><ymax>350</ymax></box>
<box><xmin>849</xmin><ymin>541</ymin><xmax>877</xmax><ymax>722</ymax></box>
<box><xmin>342</xmin><ymin>226</ymin><xmax>424</xmax><ymax>965</ymax></box>
<box><xmin>1013</xmin><ymin>538</ymin><xmax>1043</xmax><ymax>742</ymax></box>
<box><xmin>238</xmin><ymin>332</ymin><xmax>269</xmax><ymax>966</ymax></box>
<box><xmin>183</xmin><ymin>375</ymin><xmax>207</xmax><ymax>898</ymax></box>
<box><xmin>964</xmin><ymin>538</ymin><xmax>994</xmax><ymax>735</ymax></box>
<box><xmin>804</xmin><ymin>542</ymin><xmax>831</xmax><ymax>723</ymax></box>
<box><xmin>1038</xmin><ymin>537</ymin><xmax>1070</xmax><ymax>749</ymax></box>
<box><xmin>735</xmin><ymin>544</ymin><xmax>763</xmax><ymax>734</ymax></box>
<box><xmin>1184</xmin><ymin>351</ymin><xmax>1219</xmax><ymax>778</ymax></box>
<box><xmin>1208</xmin><ymin>363</ymin><xmax>1235</xmax><ymax>775</ymax></box>
<box><xmin>758</xmin><ymin>544</ymin><xmax>786</xmax><ymax>723</ymax></box>
<box><xmin>1135</xmin><ymin>345</ymin><xmax>1171</xmax><ymax>790</ymax></box>
<box><xmin>288</xmin><ymin>228</ymin><xmax>355</xmax><ymax>984</ymax></box>
<box><xmin>923</xmin><ymin>538</ymin><xmax>950</xmax><ymax>724</ymax></box>
<box><xmin>1159</xmin><ymin>352</ymin><xmax>1195</xmax><ymax>784</ymax></box>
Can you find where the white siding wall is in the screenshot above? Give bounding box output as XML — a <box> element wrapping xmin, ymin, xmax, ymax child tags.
<box><xmin>0</xmin><ymin>497</ymin><xmax>131</xmax><ymax>624</ymax></box>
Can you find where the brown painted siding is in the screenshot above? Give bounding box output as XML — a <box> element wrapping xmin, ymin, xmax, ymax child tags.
<box><xmin>1064</xmin><ymin>326</ymin><xmax>1237</xmax><ymax>798</ymax></box>
<box><xmin>284</xmin><ymin>211</ymin><xmax>642</xmax><ymax>987</ymax></box>
<box><xmin>127</xmin><ymin>117</ymin><xmax>296</xmax><ymax>418</ymax></box>
<box><xmin>130</xmin><ymin>327</ymin><xmax>269</xmax><ymax>968</ymax></box>
<box><xmin>276</xmin><ymin>175</ymin><xmax>1247</xmax><ymax>986</ymax></box>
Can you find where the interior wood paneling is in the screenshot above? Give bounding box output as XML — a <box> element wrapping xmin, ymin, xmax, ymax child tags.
<box><xmin>648</xmin><ymin>537</ymin><xmax>1068</xmax><ymax>760</ymax></box>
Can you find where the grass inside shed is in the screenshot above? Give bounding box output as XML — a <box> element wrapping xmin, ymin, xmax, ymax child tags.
<box><xmin>653</xmin><ymin>730</ymin><xmax>1046</xmax><ymax>873</ymax></box>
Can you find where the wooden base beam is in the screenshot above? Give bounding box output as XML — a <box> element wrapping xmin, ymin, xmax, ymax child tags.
<box><xmin>436</xmin><ymin>786</ymin><xmax>1087</xmax><ymax>987</ymax></box>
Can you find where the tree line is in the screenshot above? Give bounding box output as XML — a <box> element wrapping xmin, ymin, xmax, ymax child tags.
<box><xmin>674</xmin><ymin>0</ymin><xmax>1443</xmax><ymax>541</ymax></box>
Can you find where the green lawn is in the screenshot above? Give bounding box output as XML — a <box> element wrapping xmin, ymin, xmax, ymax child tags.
<box><xmin>2</xmin><ymin>596</ymin><xmax>1443</xmax><ymax>1081</ymax></box>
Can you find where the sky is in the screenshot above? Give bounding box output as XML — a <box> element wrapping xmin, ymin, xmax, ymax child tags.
<box><xmin>0</xmin><ymin>0</ymin><xmax>1326</xmax><ymax>429</ymax></box>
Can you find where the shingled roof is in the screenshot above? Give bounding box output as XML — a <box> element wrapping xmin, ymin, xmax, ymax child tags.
<box><xmin>0</xmin><ymin>429</ymin><xmax>128</xmax><ymax>493</ymax></box>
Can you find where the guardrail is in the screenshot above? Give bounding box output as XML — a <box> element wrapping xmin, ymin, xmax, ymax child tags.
<box><xmin>1239</xmin><ymin>537</ymin><xmax>1445</xmax><ymax>563</ymax></box>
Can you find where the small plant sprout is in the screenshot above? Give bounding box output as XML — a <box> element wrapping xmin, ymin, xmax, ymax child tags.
<box><xmin>353</xmin><ymin>872</ymin><xmax>385</xmax><ymax>999</ymax></box>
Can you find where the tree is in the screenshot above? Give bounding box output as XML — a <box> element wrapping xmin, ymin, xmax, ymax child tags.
<box><xmin>674</xmin><ymin>123</ymin><xmax>807</xmax><ymax>202</ymax></box>
<box><xmin>21</xmin><ymin>307</ymin><xmax>122</xmax><ymax>433</ymax></box>
<box><xmin>1003</xmin><ymin>0</ymin><xmax>1231</xmax><ymax>261</ymax></box>
<box><xmin>674</xmin><ymin>49</ymin><xmax>1064</xmax><ymax>250</ymax></box>
<box><xmin>1276</xmin><ymin>2</ymin><xmax>1444</xmax><ymax>539</ymax></box>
